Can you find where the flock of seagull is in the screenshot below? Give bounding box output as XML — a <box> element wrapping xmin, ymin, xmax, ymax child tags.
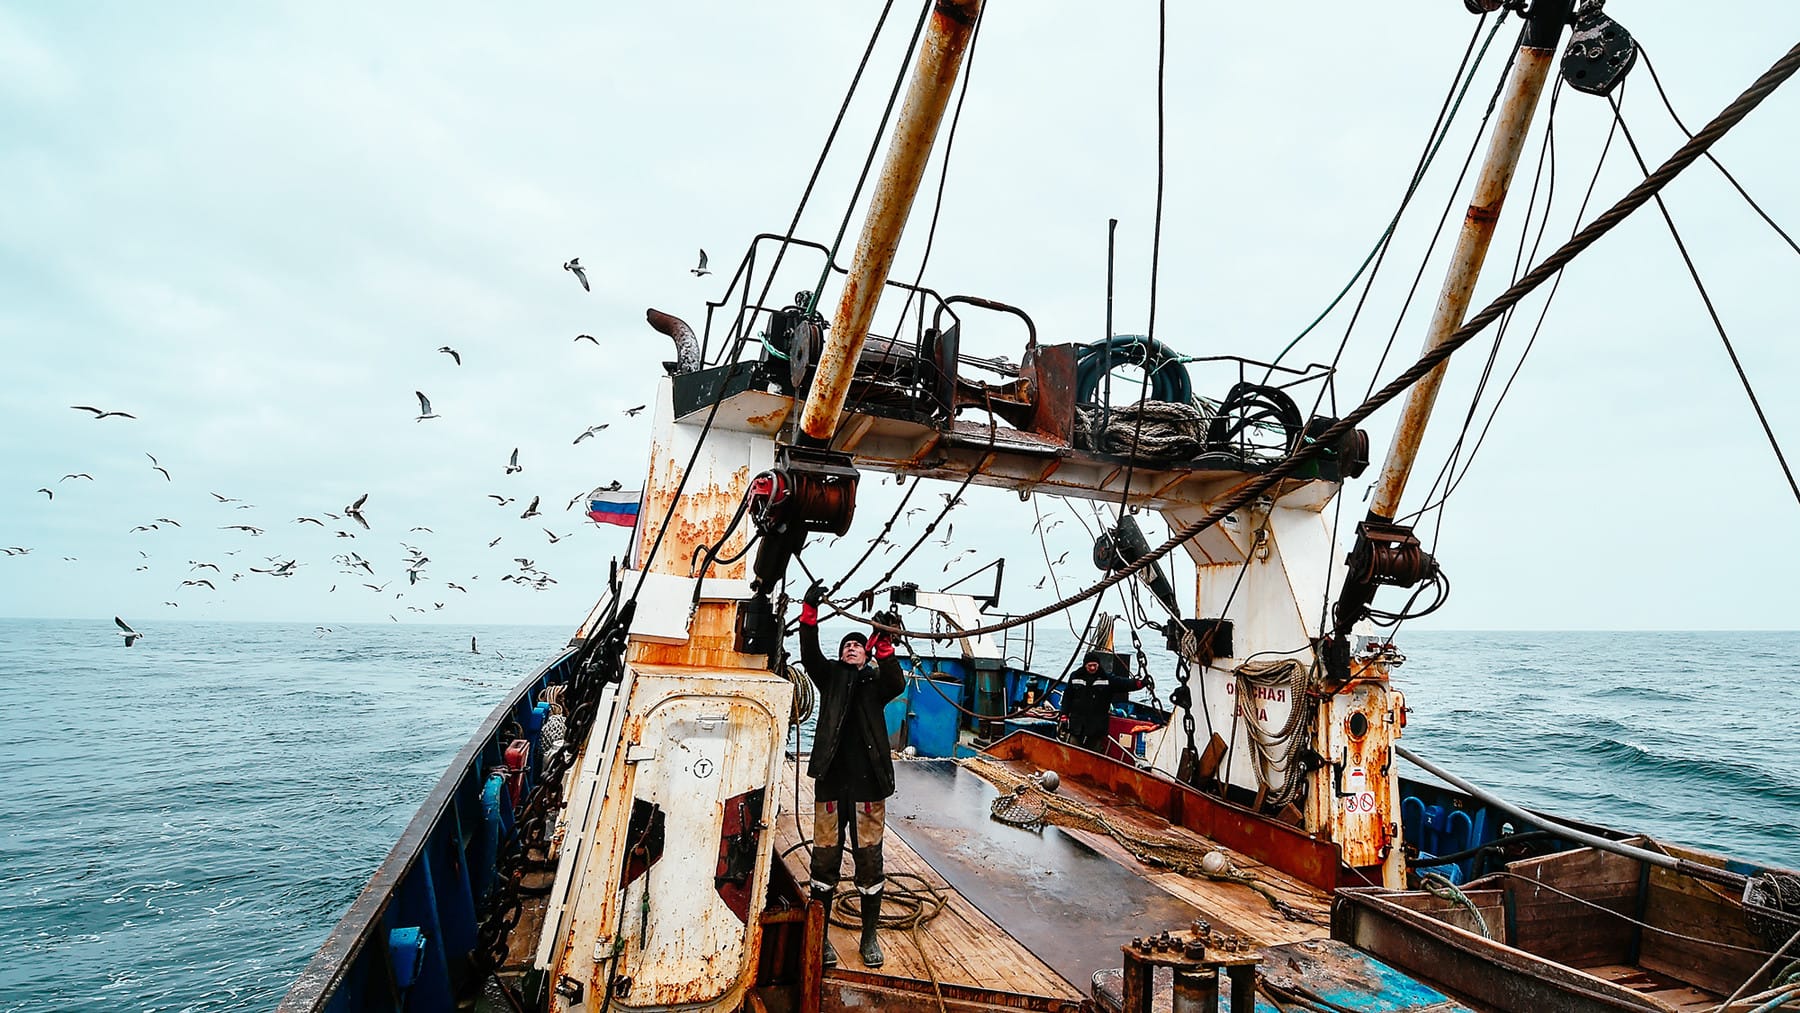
<box><xmin>24</xmin><ymin>250</ymin><xmax>1100</xmax><ymax>648</ymax></box>
<box><xmin>14</xmin><ymin>256</ymin><xmax>716</xmax><ymax>646</ymax></box>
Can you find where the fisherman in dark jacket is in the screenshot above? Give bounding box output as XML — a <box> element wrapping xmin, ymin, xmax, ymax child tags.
<box><xmin>1061</xmin><ymin>650</ymin><xmax>1146</xmax><ymax>753</ymax></box>
<box><xmin>797</xmin><ymin>581</ymin><xmax>906</xmax><ymax>969</ymax></box>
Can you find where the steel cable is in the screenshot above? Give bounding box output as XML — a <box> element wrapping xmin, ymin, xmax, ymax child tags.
<box><xmin>1606</xmin><ymin>88</ymin><xmax>1800</xmax><ymax>507</ymax></box>
<box><xmin>827</xmin><ymin>39</ymin><xmax>1800</xmax><ymax>642</ymax></box>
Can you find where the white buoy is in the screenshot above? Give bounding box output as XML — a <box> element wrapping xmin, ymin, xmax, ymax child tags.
<box><xmin>1201</xmin><ymin>850</ymin><xmax>1231</xmax><ymax>876</ymax></box>
<box><xmin>902</xmin><ymin>745</ymin><xmax>918</xmax><ymax>758</ymax></box>
<box><xmin>1036</xmin><ymin>770</ymin><xmax>1060</xmax><ymax>793</ymax></box>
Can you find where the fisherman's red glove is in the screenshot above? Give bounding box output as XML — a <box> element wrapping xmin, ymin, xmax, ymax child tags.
<box><xmin>799</xmin><ymin>581</ymin><xmax>826</xmax><ymax>627</ymax></box>
<box><xmin>869</xmin><ymin>633</ymin><xmax>895</xmax><ymax>659</ymax></box>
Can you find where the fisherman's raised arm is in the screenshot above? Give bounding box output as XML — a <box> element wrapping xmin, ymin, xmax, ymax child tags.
<box><xmin>798</xmin><ymin>581</ymin><xmax>830</xmax><ymax>682</ymax></box>
<box><xmin>867</xmin><ymin>612</ymin><xmax>906</xmax><ymax>703</ymax></box>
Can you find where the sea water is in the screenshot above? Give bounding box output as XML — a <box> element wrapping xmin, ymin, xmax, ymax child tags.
<box><xmin>0</xmin><ymin>618</ymin><xmax>1794</xmax><ymax>1011</ymax></box>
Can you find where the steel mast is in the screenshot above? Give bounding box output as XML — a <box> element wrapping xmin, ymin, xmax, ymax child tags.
<box><xmin>800</xmin><ymin>0</ymin><xmax>983</xmax><ymax>444</ymax></box>
<box><xmin>1334</xmin><ymin>1</ymin><xmax>1573</xmax><ymax>638</ymax></box>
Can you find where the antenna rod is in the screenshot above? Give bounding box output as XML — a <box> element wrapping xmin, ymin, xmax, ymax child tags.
<box><xmin>1366</xmin><ymin>2</ymin><xmax>1572</xmax><ymax>520</ymax></box>
<box><xmin>1105</xmin><ymin>217</ymin><xmax>1118</xmax><ymax>341</ymax></box>
<box><xmin>800</xmin><ymin>0</ymin><xmax>983</xmax><ymax>443</ymax></box>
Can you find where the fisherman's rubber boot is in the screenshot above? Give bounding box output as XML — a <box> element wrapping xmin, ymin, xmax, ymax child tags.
<box><xmin>857</xmin><ymin>890</ymin><xmax>884</xmax><ymax>968</ymax></box>
<box><xmin>809</xmin><ymin>844</ymin><xmax>843</xmax><ymax>968</ymax></box>
<box><xmin>812</xmin><ymin>889</ymin><xmax>838</xmax><ymax>967</ymax></box>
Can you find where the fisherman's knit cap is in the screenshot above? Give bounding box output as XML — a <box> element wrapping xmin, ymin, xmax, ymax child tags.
<box><xmin>839</xmin><ymin>631</ymin><xmax>868</xmax><ymax>655</ymax></box>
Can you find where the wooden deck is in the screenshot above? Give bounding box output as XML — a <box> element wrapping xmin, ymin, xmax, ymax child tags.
<box><xmin>774</xmin><ymin>757</ymin><xmax>1084</xmax><ymax>1002</ymax></box>
<box><xmin>773</xmin><ymin>753</ymin><xmax>1332</xmax><ymax>1005</ymax></box>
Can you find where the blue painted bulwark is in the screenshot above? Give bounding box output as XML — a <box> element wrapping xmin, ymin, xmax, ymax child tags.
<box><xmin>279</xmin><ymin>648</ymin><xmax>581</xmax><ymax>1013</ymax></box>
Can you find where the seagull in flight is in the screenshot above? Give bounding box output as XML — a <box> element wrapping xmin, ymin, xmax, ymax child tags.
<box><xmin>409</xmin><ymin>526</ymin><xmax>433</xmax><ymax>533</ymax></box>
<box><xmin>222</xmin><ymin>524</ymin><xmax>265</xmax><ymax>536</ymax></box>
<box><xmin>574</xmin><ymin>334</ymin><xmax>598</xmax><ymax>344</ymax></box>
<box><xmin>447</xmin><ymin>582</ymin><xmax>468</xmax><ymax>593</ymax></box>
<box><xmin>61</xmin><ymin>473</ymin><xmax>94</xmax><ymax>482</ymax></box>
<box><xmin>190</xmin><ymin>562</ymin><xmax>221</xmax><ymax>572</ymax></box>
<box><xmin>488</xmin><ymin>536</ymin><xmax>502</xmax><ymax>548</ymax></box>
<box><xmin>4</xmin><ymin>547</ymin><xmax>33</xmax><ymax>556</ymax></box>
<box><xmin>210</xmin><ymin>492</ymin><xmax>241</xmax><ymax>503</ymax></box>
<box><xmin>691</xmin><ymin>249</ymin><xmax>710</xmax><ymax>277</ymax></box>
<box><xmin>943</xmin><ymin>548</ymin><xmax>977</xmax><ymax>572</ymax></box>
<box><xmin>505</xmin><ymin>449</ymin><xmax>521</xmax><ymax>475</ymax></box>
<box><xmin>487</xmin><ymin>495</ymin><xmax>515</xmax><ymax>506</ymax></box>
<box><xmin>437</xmin><ymin>346</ymin><xmax>462</xmax><ymax>366</ymax></box>
<box><xmin>129</xmin><ymin>524</ymin><xmax>160</xmax><ymax>532</ymax></box>
<box><xmin>519</xmin><ymin>496</ymin><xmax>541</xmax><ymax>519</ymax></box>
<box><xmin>414</xmin><ymin>391</ymin><xmax>438</xmax><ymax>421</ymax></box>
<box><xmin>1034</xmin><ymin>576</ymin><xmax>1047</xmax><ymax>589</ymax></box>
<box><xmin>572</xmin><ymin>424</ymin><xmax>609</xmax><ymax>444</ymax></box>
<box><xmin>181</xmin><ymin>579</ymin><xmax>216</xmax><ymax>590</ymax></box>
<box><xmin>72</xmin><ymin>405</ymin><xmax>135</xmax><ymax>420</ymax></box>
<box><xmin>155</xmin><ymin>518</ymin><xmax>181</xmax><ymax>527</ymax></box>
<box><xmin>294</xmin><ymin>516</ymin><xmax>324</xmax><ymax>526</ymax></box>
<box><xmin>544</xmin><ymin>528</ymin><xmax>563</xmax><ymax>544</ymax></box>
<box><xmin>624</xmin><ymin>404</ymin><xmax>646</xmax><ymax>417</ymax></box>
<box><xmin>1051</xmin><ymin>551</ymin><xmax>1069</xmax><ymax>567</ymax></box>
<box><xmin>563</xmin><ymin>258</ymin><xmax>590</xmax><ymax>292</ymax></box>
<box><xmin>115</xmin><ymin>616</ymin><xmax>143</xmax><ymax>647</ymax></box>
<box><xmin>35</xmin><ymin>488</ymin><xmax>52</xmax><ymax>500</ymax></box>
<box><xmin>146</xmin><ymin>453</ymin><xmax>171</xmax><ymax>481</ymax></box>
<box><xmin>345</xmin><ymin>493</ymin><xmax>369</xmax><ymax>530</ymax></box>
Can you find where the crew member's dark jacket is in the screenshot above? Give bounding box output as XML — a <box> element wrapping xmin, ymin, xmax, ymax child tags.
<box><xmin>800</xmin><ymin>624</ymin><xmax>906</xmax><ymax>800</ymax></box>
<box><xmin>1062</xmin><ymin>662</ymin><xmax>1145</xmax><ymax>740</ymax></box>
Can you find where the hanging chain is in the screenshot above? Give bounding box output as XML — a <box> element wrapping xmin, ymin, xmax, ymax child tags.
<box><xmin>471</xmin><ymin>602</ymin><xmax>635</xmax><ymax>991</ymax></box>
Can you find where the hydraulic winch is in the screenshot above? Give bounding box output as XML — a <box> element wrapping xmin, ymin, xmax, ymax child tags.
<box><xmin>734</xmin><ymin>445</ymin><xmax>859</xmax><ymax>654</ymax></box>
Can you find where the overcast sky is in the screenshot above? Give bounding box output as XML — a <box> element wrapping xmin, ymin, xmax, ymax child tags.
<box><xmin>2</xmin><ymin>2</ymin><xmax>1796</xmax><ymax>632</ymax></box>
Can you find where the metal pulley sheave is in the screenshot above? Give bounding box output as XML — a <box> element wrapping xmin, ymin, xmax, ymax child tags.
<box><xmin>1092</xmin><ymin>513</ymin><xmax>1182</xmax><ymax>620</ymax></box>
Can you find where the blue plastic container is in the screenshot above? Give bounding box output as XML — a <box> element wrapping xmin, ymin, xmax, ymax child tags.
<box><xmin>907</xmin><ymin>677</ymin><xmax>962</xmax><ymax>758</ymax></box>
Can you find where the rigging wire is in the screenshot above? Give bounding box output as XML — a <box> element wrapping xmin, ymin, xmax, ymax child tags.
<box><xmin>1638</xmin><ymin>47</ymin><xmax>1800</xmax><ymax>259</ymax></box>
<box><xmin>1098</xmin><ymin>0</ymin><xmax>1168</xmax><ymax>519</ymax></box>
<box><xmin>808</xmin><ymin>1</ymin><xmax>934</xmax><ymax>313</ymax></box>
<box><xmin>1356</xmin><ymin>31</ymin><xmax>1524</xmax><ymax>407</ymax></box>
<box><xmin>1606</xmin><ymin>88</ymin><xmax>1800</xmax><ymax>507</ymax></box>
<box><xmin>1397</xmin><ymin>76</ymin><xmax>1624</xmax><ymax>528</ymax></box>
<box><xmin>822</xmin><ymin>38</ymin><xmax>1800</xmax><ymax>642</ymax></box>
<box><xmin>1030</xmin><ymin>495</ymin><xmax>1084</xmax><ymax>641</ymax></box>
<box><xmin>825</xmin><ymin>476</ymin><xmax>921</xmax><ymax>598</ymax></box>
<box><xmin>1266</xmin><ymin>12</ymin><xmax>1508</xmax><ymax>374</ymax></box>
<box><xmin>627</xmin><ymin>0</ymin><xmax>902</xmax><ymax>602</ymax></box>
<box><xmin>840</xmin><ymin>1</ymin><xmax>987</xmax><ymax>425</ymax></box>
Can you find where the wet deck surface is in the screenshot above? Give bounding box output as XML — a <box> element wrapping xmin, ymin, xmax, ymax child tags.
<box><xmin>975</xmin><ymin>754</ymin><xmax>1331</xmax><ymax>947</ymax></box>
<box><xmin>774</xmin><ymin>754</ymin><xmax>1333</xmax><ymax>1004</ymax></box>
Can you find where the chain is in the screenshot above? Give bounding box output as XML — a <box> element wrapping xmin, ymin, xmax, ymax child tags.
<box><xmin>471</xmin><ymin>600</ymin><xmax>636</xmax><ymax>991</ymax></box>
<box><xmin>1170</xmin><ymin>630</ymin><xmax>1203</xmax><ymax>786</ymax></box>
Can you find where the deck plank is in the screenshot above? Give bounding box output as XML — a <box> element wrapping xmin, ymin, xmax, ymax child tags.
<box><xmin>773</xmin><ymin>757</ymin><xmax>1083</xmax><ymax>1001</ymax></box>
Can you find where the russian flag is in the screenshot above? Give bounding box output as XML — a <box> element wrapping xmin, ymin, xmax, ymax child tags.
<box><xmin>587</xmin><ymin>487</ymin><xmax>641</xmax><ymax>528</ymax></box>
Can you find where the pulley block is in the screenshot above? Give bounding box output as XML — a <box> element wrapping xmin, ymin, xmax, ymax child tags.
<box><xmin>1344</xmin><ymin>520</ymin><xmax>1437</xmax><ymax>589</ymax></box>
<box><xmin>1561</xmin><ymin>5</ymin><xmax>1637</xmax><ymax>96</ymax></box>
<box><xmin>1093</xmin><ymin>514</ymin><xmax>1182</xmax><ymax>619</ymax></box>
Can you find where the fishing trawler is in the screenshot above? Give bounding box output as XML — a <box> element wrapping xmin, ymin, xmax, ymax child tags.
<box><xmin>281</xmin><ymin>3</ymin><xmax>1800</xmax><ymax>1011</ymax></box>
